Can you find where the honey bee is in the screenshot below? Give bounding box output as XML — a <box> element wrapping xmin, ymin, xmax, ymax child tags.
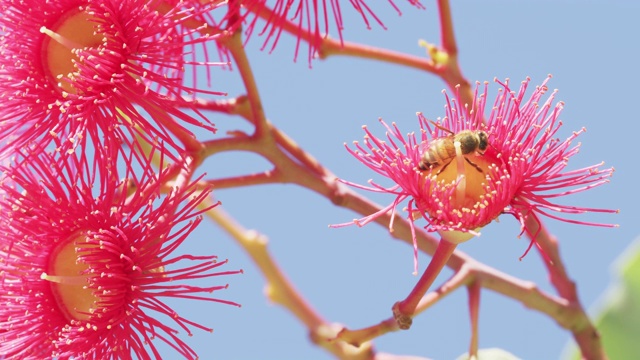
<box><xmin>419</xmin><ymin>121</ymin><xmax>489</xmax><ymax>173</ymax></box>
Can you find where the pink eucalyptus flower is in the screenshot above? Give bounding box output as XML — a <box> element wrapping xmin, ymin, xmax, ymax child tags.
<box><xmin>0</xmin><ymin>148</ymin><xmax>241</xmax><ymax>359</ymax></box>
<box><xmin>228</xmin><ymin>0</ymin><xmax>425</xmax><ymax>63</ymax></box>
<box><xmin>0</xmin><ymin>0</ymin><xmax>226</xmax><ymax>159</ymax></box>
<box><xmin>333</xmin><ymin>76</ymin><xmax>618</xmax><ymax>266</ymax></box>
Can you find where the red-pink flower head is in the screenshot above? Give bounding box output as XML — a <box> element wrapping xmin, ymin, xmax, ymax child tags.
<box><xmin>227</xmin><ymin>0</ymin><xmax>425</xmax><ymax>63</ymax></box>
<box><xmin>334</xmin><ymin>76</ymin><xmax>617</xmax><ymax>268</ymax></box>
<box><xmin>0</xmin><ymin>0</ymin><xmax>226</xmax><ymax>159</ymax></box>
<box><xmin>0</xmin><ymin>148</ymin><xmax>242</xmax><ymax>359</ymax></box>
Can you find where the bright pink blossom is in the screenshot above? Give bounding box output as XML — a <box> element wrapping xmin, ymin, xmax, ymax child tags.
<box><xmin>229</xmin><ymin>0</ymin><xmax>425</xmax><ymax>62</ymax></box>
<box><xmin>334</xmin><ymin>76</ymin><xmax>617</xmax><ymax>261</ymax></box>
<box><xmin>0</xmin><ymin>148</ymin><xmax>241</xmax><ymax>359</ymax></box>
<box><xmin>0</xmin><ymin>0</ymin><xmax>226</xmax><ymax>159</ymax></box>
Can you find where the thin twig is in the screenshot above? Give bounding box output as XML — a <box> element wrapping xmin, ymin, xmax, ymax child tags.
<box><xmin>202</xmin><ymin>201</ymin><xmax>375</xmax><ymax>360</ymax></box>
<box><xmin>467</xmin><ymin>282</ymin><xmax>481</xmax><ymax>359</ymax></box>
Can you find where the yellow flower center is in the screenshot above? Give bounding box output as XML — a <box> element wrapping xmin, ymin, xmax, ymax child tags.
<box><xmin>429</xmin><ymin>152</ymin><xmax>494</xmax><ymax>208</ymax></box>
<box><xmin>418</xmin><ymin>140</ymin><xmax>501</xmax><ymax>242</ymax></box>
<box><xmin>40</xmin><ymin>9</ymin><xmax>103</xmax><ymax>94</ymax></box>
<box><xmin>42</xmin><ymin>236</ymin><xmax>100</xmax><ymax>321</ymax></box>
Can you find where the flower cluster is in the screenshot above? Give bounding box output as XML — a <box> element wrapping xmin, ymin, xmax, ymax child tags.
<box><xmin>334</xmin><ymin>76</ymin><xmax>617</xmax><ymax>261</ymax></box>
<box><xmin>0</xmin><ymin>1</ymin><xmax>241</xmax><ymax>358</ymax></box>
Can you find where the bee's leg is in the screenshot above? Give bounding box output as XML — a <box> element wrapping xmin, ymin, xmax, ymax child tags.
<box><xmin>435</xmin><ymin>159</ymin><xmax>453</xmax><ymax>175</ymax></box>
<box><xmin>465</xmin><ymin>157</ymin><xmax>484</xmax><ymax>173</ymax></box>
<box><xmin>429</xmin><ymin>120</ymin><xmax>455</xmax><ymax>136</ymax></box>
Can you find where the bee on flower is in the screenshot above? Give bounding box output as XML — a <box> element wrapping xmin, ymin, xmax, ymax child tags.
<box><xmin>332</xmin><ymin>76</ymin><xmax>618</xmax><ymax>269</ymax></box>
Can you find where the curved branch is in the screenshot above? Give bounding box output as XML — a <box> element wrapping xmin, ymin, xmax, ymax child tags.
<box><xmin>526</xmin><ymin>215</ymin><xmax>606</xmax><ymax>359</ymax></box>
<box><xmin>188</xmin><ymin>95</ymin><xmax>250</xmax><ymax>117</ymax></box>
<box><xmin>319</xmin><ymin>39</ymin><xmax>440</xmax><ymax>75</ymax></box>
<box><xmin>202</xmin><ymin>200</ymin><xmax>375</xmax><ymax>360</ymax></box>
<box><xmin>220</xmin><ymin>29</ymin><xmax>269</xmax><ymax>138</ymax></box>
<box><xmin>438</xmin><ymin>0</ymin><xmax>458</xmax><ymax>57</ymax></box>
<box><xmin>205</xmin><ymin>170</ymin><xmax>283</xmax><ymax>190</ymax></box>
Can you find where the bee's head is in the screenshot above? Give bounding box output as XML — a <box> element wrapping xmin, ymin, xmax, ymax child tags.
<box><xmin>478</xmin><ymin>131</ymin><xmax>489</xmax><ymax>150</ymax></box>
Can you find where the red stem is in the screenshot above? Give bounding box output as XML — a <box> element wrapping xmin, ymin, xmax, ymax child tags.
<box><xmin>467</xmin><ymin>282</ymin><xmax>481</xmax><ymax>358</ymax></box>
<box><xmin>396</xmin><ymin>239</ymin><xmax>457</xmax><ymax>317</ymax></box>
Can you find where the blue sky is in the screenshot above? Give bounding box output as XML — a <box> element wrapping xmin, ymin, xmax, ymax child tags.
<box><xmin>167</xmin><ymin>1</ymin><xmax>640</xmax><ymax>359</ymax></box>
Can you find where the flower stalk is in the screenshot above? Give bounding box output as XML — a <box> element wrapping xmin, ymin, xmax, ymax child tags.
<box><xmin>394</xmin><ymin>237</ymin><xmax>458</xmax><ymax>327</ymax></box>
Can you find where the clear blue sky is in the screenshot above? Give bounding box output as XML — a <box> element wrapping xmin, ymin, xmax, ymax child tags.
<box><xmin>167</xmin><ymin>1</ymin><xmax>640</xmax><ymax>359</ymax></box>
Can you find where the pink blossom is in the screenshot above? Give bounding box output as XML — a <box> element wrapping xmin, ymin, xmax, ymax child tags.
<box><xmin>334</xmin><ymin>76</ymin><xmax>617</xmax><ymax>260</ymax></box>
<box><xmin>0</xmin><ymin>148</ymin><xmax>241</xmax><ymax>359</ymax></box>
<box><xmin>0</xmin><ymin>0</ymin><xmax>226</xmax><ymax>159</ymax></box>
